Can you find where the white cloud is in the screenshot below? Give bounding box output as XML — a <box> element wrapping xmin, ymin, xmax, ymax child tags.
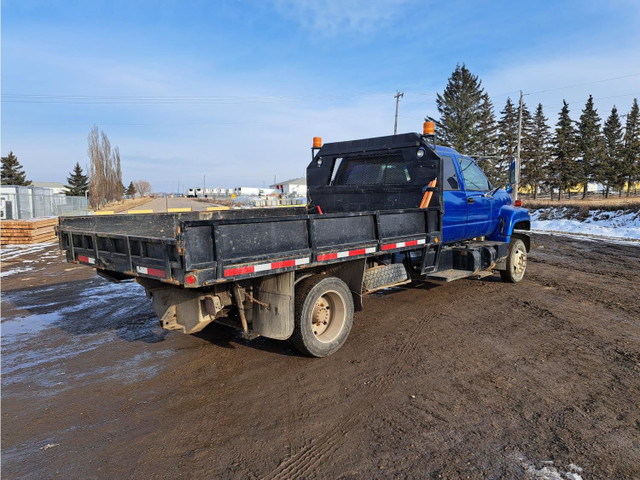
<box><xmin>274</xmin><ymin>0</ymin><xmax>421</xmax><ymax>35</ymax></box>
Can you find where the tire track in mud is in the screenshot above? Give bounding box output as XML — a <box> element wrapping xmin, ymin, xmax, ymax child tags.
<box><xmin>526</xmin><ymin>268</ymin><xmax>640</xmax><ymax>321</ymax></box>
<box><xmin>280</xmin><ymin>369</ymin><xmax>306</xmax><ymax>459</ymax></box>
<box><xmin>263</xmin><ymin>284</ymin><xmax>499</xmax><ymax>480</ymax></box>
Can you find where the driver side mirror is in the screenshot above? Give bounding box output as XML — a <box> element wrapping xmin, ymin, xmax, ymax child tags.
<box><xmin>509</xmin><ymin>159</ymin><xmax>516</xmax><ymax>186</ymax></box>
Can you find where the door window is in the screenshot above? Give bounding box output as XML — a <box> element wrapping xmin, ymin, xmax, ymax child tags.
<box><xmin>459</xmin><ymin>157</ymin><xmax>490</xmax><ymax>191</ymax></box>
<box><xmin>440</xmin><ymin>155</ymin><xmax>460</xmax><ymax>191</ymax></box>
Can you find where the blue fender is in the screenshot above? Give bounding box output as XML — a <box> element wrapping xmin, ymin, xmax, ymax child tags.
<box><xmin>487</xmin><ymin>205</ymin><xmax>531</xmax><ymax>245</ymax></box>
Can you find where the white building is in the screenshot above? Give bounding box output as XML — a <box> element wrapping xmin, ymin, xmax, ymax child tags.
<box><xmin>270</xmin><ymin>178</ymin><xmax>307</xmax><ymax>197</ymax></box>
<box><xmin>233</xmin><ymin>187</ymin><xmax>277</xmax><ymax>196</ymax></box>
<box><xmin>1</xmin><ymin>185</ymin><xmax>88</xmax><ymax>219</ymax></box>
<box><xmin>32</xmin><ymin>182</ymin><xmax>66</xmax><ymax>194</ymax></box>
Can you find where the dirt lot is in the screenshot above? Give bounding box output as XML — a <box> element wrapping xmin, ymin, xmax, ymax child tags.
<box><xmin>2</xmin><ymin>234</ymin><xmax>639</xmax><ymax>479</ymax></box>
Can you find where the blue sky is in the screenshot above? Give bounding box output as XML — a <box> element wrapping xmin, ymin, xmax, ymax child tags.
<box><xmin>2</xmin><ymin>0</ymin><xmax>639</xmax><ymax>192</ymax></box>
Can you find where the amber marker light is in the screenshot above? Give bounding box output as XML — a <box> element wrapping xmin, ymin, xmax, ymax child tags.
<box><xmin>313</xmin><ymin>137</ymin><xmax>322</xmax><ymax>148</ymax></box>
<box><xmin>423</xmin><ymin>121</ymin><xmax>435</xmax><ymax>135</ymax></box>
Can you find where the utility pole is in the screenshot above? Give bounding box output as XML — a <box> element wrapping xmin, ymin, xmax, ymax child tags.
<box><xmin>203</xmin><ymin>175</ymin><xmax>206</xmax><ymax>198</ymax></box>
<box><xmin>514</xmin><ymin>90</ymin><xmax>524</xmax><ymax>201</ymax></box>
<box><xmin>394</xmin><ymin>91</ymin><xmax>404</xmax><ymax>135</ymax></box>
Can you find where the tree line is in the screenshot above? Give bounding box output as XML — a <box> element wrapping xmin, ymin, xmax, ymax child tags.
<box><xmin>1</xmin><ymin>126</ymin><xmax>152</xmax><ymax>208</ymax></box>
<box><xmin>435</xmin><ymin>64</ymin><xmax>640</xmax><ymax>198</ymax></box>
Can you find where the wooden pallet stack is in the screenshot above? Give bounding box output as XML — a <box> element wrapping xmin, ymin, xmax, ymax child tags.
<box><xmin>1</xmin><ymin>218</ymin><xmax>58</xmax><ymax>245</ymax></box>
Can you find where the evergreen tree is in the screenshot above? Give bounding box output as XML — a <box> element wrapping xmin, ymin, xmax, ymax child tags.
<box><xmin>601</xmin><ymin>106</ymin><xmax>625</xmax><ymax>198</ymax></box>
<box><xmin>64</xmin><ymin>162</ymin><xmax>89</xmax><ymax>196</ymax></box>
<box><xmin>498</xmin><ymin>98</ymin><xmax>518</xmax><ymax>156</ymax></box>
<box><xmin>550</xmin><ymin>101</ymin><xmax>580</xmax><ymax>199</ymax></box>
<box><xmin>1</xmin><ymin>151</ymin><xmax>31</xmax><ymax>186</ymax></box>
<box><xmin>577</xmin><ymin>95</ymin><xmax>605</xmax><ymax>198</ymax></box>
<box><xmin>435</xmin><ymin>64</ymin><xmax>485</xmax><ymax>154</ymax></box>
<box><xmin>517</xmin><ymin>100</ymin><xmax>534</xmax><ymax>195</ymax></box>
<box><xmin>475</xmin><ymin>92</ymin><xmax>500</xmax><ymax>185</ymax></box>
<box><xmin>521</xmin><ymin>104</ymin><xmax>551</xmax><ymax>199</ymax></box>
<box><xmin>623</xmin><ymin>98</ymin><xmax>640</xmax><ymax>195</ymax></box>
<box><xmin>127</xmin><ymin>181</ymin><xmax>137</xmax><ymax>198</ymax></box>
<box><xmin>496</xmin><ymin>98</ymin><xmax>519</xmax><ymax>188</ymax></box>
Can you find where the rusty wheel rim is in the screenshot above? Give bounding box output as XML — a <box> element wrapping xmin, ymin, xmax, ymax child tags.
<box><xmin>513</xmin><ymin>245</ymin><xmax>527</xmax><ymax>276</ymax></box>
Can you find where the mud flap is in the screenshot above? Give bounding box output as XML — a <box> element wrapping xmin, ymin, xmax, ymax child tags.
<box><xmin>148</xmin><ymin>286</ymin><xmax>217</xmax><ymax>334</ymax></box>
<box><xmin>252</xmin><ymin>271</ymin><xmax>295</xmax><ymax>340</ymax></box>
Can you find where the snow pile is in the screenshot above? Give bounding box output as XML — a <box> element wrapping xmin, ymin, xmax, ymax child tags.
<box><xmin>530</xmin><ymin>207</ymin><xmax>640</xmax><ymax>241</ymax></box>
<box><xmin>513</xmin><ymin>453</ymin><xmax>584</xmax><ymax>480</ymax></box>
<box><xmin>0</xmin><ymin>242</ymin><xmax>56</xmax><ymax>261</ymax></box>
<box><xmin>0</xmin><ymin>266</ymin><xmax>35</xmax><ymax>278</ymax></box>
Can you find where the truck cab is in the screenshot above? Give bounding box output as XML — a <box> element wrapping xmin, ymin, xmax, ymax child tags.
<box><xmin>437</xmin><ymin>146</ymin><xmax>529</xmax><ymax>245</ymax></box>
<box><xmin>307</xmin><ymin>134</ymin><xmax>530</xmax><ymax>250</ymax></box>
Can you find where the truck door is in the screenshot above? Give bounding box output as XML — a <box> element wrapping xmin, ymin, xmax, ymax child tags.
<box><xmin>458</xmin><ymin>156</ymin><xmax>494</xmax><ymax>239</ymax></box>
<box><xmin>440</xmin><ymin>155</ymin><xmax>467</xmax><ymax>243</ymax></box>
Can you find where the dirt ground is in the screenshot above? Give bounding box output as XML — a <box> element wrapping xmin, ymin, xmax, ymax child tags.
<box><xmin>1</xmin><ymin>234</ymin><xmax>639</xmax><ymax>479</ymax></box>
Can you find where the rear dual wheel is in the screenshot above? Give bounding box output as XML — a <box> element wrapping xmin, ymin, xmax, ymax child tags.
<box><xmin>290</xmin><ymin>275</ymin><xmax>354</xmax><ymax>357</ymax></box>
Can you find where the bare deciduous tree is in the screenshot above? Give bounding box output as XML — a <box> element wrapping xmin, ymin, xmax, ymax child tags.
<box><xmin>88</xmin><ymin>126</ymin><xmax>124</xmax><ymax>208</ymax></box>
<box><xmin>134</xmin><ymin>179</ymin><xmax>152</xmax><ymax>197</ymax></box>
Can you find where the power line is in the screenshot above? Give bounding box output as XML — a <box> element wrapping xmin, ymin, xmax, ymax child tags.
<box><xmin>0</xmin><ymin>90</ymin><xmax>389</xmax><ymax>105</ymax></box>
<box><xmin>0</xmin><ymin>94</ymin><xmax>300</xmax><ymax>105</ymax></box>
<box><xmin>525</xmin><ymin>73</ymin><xmax>640</xmax><ymax>95</ymax></box>
<box><xmin>3</xmin><ymin>120</ymin><xmax>272</xmax><ymax>127</ymax></box>
<box><xmin>533</xmin><ymin>92</ymin><xmax>639</xmax><ymax>114</ymax></box>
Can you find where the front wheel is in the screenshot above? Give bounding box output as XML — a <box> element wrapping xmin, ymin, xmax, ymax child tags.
<box><xmin>500</xmin><ymin>237</ymin><xmax>527</xmax><ymax>283</ymax></box>
<box><xmin>290</xmin><ymin>275</ymin><xmax>354</xmax><ymax>357</ymax></box>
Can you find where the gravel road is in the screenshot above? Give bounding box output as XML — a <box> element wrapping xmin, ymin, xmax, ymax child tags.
<box><xmin>1</xmin><ymin>233</ymin><xmax>639</xmax><ymax>479</ymax></box>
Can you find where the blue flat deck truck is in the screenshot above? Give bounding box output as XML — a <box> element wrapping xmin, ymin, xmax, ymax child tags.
<box><xmin>57</xmin><ymin>127</ymin><xmax>531</xmax><ymax>357</ymax></box>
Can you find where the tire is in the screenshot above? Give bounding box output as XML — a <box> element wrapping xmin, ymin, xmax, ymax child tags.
<box><xmin>500</xmin><ymin>237</ymin><xmax>527</xmax><ymax>283</ymax></box>
<box><xmin>290</xmin><ymin>275</ymin><xmax>354</xmax><ymax>357</ymax></box>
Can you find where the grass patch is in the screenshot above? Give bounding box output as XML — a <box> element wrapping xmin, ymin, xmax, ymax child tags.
<box><xmin>92</xmin><ymin>197</ymin><xmax>153</xmax><ymax>213</ymax></box>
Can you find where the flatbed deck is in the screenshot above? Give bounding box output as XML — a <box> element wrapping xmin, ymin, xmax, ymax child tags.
<box><xmin>57</xmin><ymin>206</ymin><xmax>441</xmax><ymax>287</ymax></box>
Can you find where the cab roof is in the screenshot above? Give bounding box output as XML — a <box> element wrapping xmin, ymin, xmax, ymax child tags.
<box><xmin>317</xmin><ymin>132</ymin><xmax>462</xmax><ymax>158</ymax></box>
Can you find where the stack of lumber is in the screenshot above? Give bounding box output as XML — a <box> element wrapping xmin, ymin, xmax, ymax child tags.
<box><xmin>1</xmin><ymin>218</ymin><xmax>58</xmax><ymax>245</ymax></box>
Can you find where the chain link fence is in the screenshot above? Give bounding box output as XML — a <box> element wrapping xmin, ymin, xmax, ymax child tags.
<box><xmin>0</xmin><ymin>186</ymin><xmax>89</xmax><ymax>220</ymax></box>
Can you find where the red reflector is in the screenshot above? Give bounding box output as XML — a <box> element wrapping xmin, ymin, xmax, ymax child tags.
<box><xmin>224</xmin><ymin>265</ymin><xmax>255</xmax><ymax>277</ymax></box>
<box><xmin>514</xmin><ymin>200</ymin><xmax>522</xmax><ymax>207</ymax></box>
<box><xmin>147</xmin><ymin>267</ymin><xmax>166</xmax><ymax>278</ymax></box>
<box><xmin>318</xmin><ymin>252</ymin><xmax>338</xmax><ymax>261</ymax></box>
<box><xmin>348</xmin><ymin>248</ymin><xmax>366</xmax><ymax>256</ymax></box>
<box><xmin>77</xmin><ymin>255</ymin><xmax>95</xmax><ymax>264</ymax></box>
<box><xmin>185</xmin><ymin>274</ymin><xmax>196</xmax><ymax>285</ymax></box>
<box><xmin>270</xmin><ymin>259</ymin><xmax>296</xmax><ymax>269</ymax></box>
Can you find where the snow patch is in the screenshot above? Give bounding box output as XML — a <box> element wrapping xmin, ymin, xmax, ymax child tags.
<box><xmin>531</xmin><ymin>207</ymin><xmax>640</xmax><ymax>241</ymax></box>
<box><xmin>0</xmin><ymin>266</ymin><xmax>35</xmax><ymax>277</ymax></box>
<box><xmin>513</xmin><ymin>453</ymin><xmax>584</xmax><ymax>480</ymax></box>
<box><xmin>0</xmin><ymin>242</ymin><xmax>56</xmax><ymax>261</ymax></box>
